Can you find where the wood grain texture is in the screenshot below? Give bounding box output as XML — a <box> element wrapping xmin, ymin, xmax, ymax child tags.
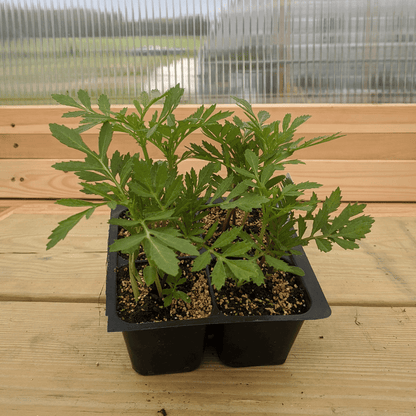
<box><xmin>0</xmin><ymin>302</ymin><xmax>415</xmax><ymax>416</ymax></box>
<box><xmin>2</xmin><ymin>103</ymin><xmax>415</xmax><ymax>160</ymax></box>
<box><xmin>2</xmin><ymin>200</ymin><xmax>415</xmax><ymax>217</ymax></box>
<box><xmin>0</xmin><ymin>213</ymin><xmax>108</xmax><ymax>254</ymax></box>
<box><xmin>2</xmin><ymin>129</ymin><xmax>415</xmax><ymax>160</ymax></box>
<box><xmin>2</xmin><ymin>103</ymin><xmax>416</xmax><ymax>125</ymax></box>
<box><xmin>1</xmin><ymin>159</ymin><xmax>415</xmax><ymax>201</ymax></box>
<box><xmin>305</xmin><ymin>216</ymin><xmax>416</xmax><ymax>306</ymax></box>
<box><xmin>1</xmin><ymin>209</ymin><xmax>415</xmax><ymax>306</ymax></box>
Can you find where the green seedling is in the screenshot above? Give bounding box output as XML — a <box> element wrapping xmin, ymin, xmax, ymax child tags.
<box><xmin>46</xmin><ymin>85</ymin><xmax>374</xmax><ymax>306</ymax></box>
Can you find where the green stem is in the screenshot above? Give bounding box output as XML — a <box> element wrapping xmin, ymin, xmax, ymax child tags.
<box><xmin>128</xmin><ymin>253</ymin><xmax>141</xmax><ymax>302</ymax></box>
<box><xmin>149</xmin><ymin>259</ymin><xmax>164</xmax><ymax>298</ymax></box>
<box><xmin>221</xmin><ymin>208</ymin><xmax>234</xmax><ymax>232</ymax></box>
<box><xmin>139</xmin><ymin>138</ymin><xmax>151</xmax><ymax>164</ymax></box>
<box><xmin>240</xmin><ymin>211</ymin><xmax>250</xmax><ymax>228</ymax></box>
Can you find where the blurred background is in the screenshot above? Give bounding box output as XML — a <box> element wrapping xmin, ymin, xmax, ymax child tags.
<box><xmin>1</xmin><ymin>0</ymin><xmax>415</xmax><ymax>104</ymax></box>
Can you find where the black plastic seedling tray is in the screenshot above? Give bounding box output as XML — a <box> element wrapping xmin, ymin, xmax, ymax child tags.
<box><xmin>106</xmin><ymin>205</ymin><xmax>331</xmax><ymax>374</ymax></box>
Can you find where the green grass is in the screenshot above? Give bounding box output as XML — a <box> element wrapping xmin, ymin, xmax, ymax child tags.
<box><xmin>0</xmin><ymin>35</ymin><xmax>202</xmax><ymax>55</ymax></box>
<box><xmin>0</xmin><ymin>36</ymin><xmax>204</xmax><ymax>105</ymax></box>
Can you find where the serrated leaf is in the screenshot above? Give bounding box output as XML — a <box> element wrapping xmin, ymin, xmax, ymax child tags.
<box><xmin>282</xmin><ymin>182</ymin><xmax>322</xmax><ymax>197</ymax></box>
<box><xmin>107</xmin><ymin>201</ymin><xmax>117</xmax><ymax>210</ymax></box>
<box><xmin>297</xmin><ymin>216</ymin><xmax>307</xmax><ymax>238</ymax></box>
<box><xmin>108</xmin><ymin>218</ymin><xmax>142</xmax><ymax>227</ymax></box>
<box><xmin>331</xmin><ymin>237</ymin><xmax>360</xmax><ymax>250</ymax></box>
<box><xmin>233</xmin><ymin>166</ymin><xmax>256</xmax><ymax>179</ymax></box>
<box><xmin>211</xmin><ymin>226</ymin><xmax>242</xmax><ymax>249</ymax></box>
<box><xmin>110</xmin><ymin>150</ymin><xmax>123</xmax><ymax>175</ymax></box>
<box><xmin>174</xmin><ymin>290</ymin><xmax>190</xmax><ymax>304</ymax></box>
<box><xmin>265</xmin><ymin>255</ymin><xmax>305</xmax><ymax>276</ymax></box>
<box><xmin>144</xmin><ymin>209</ymin><xmax>176</xmax><ymax>222</ymax></box>
<box><xmin>163</xmin><ymin>177</ymin><xmax>184</xmax><ymax>207</ymax></box>
<box><xmin>75</xmin><ymin>171</ymin><xmax>108</xmax><ymax>182</ymax></box>
<box><xmin>146</xmin><ymin>124</ymin><xmax>158</xmax><ymax>138</ymax></box>
<box><xmin>265</xmin><ymin>174</ymin><xmax>286</xmax><ymax>189</ymax></box>
<box><xmin>119</xmin><ymin>156</ymin><xmax>135</xmax><ymax>187</ymax></box>
<box><xmin>192</xmin><ymin>250</ymin><xmax>212</xmax><ymax>272</ymax></box>
<box><xmin>129</xmin><ymin>183</ymin><xmax>154</xmax><ymax>198</ymax></box>
<box><xmin>52</xmin><ymin>160</ymin><xmax>93</xmax><ymax>172</ymax></box>
<box><xmin>167</xmin><ymin>114</ymin><xmax>176</xmax><ymax>126</ymax></box>
<box><xmin>204</xmin><ymin>221</ymin><xmax>219</xmax><ymax>242</ymax></box>
<box><xmin>222</xmin><ymin>241</ymin><xmax>253</xmax><ymax>257</ymax></box>
<box><xmin>329</xmin><ymin>203</ymin><xmax>366</xmax><ymax>234</ymax></box>
<box><xmin>46</xmin><ymin>208</ymin><xmax>95</xmax><ymax>250</ymax></box>
<box><xmin>144</xmin><ymin>237</ymin><xmax>179</xmax><ymax>276</ymax></box>
<box><xmin>163</xmin><ymin>293</ymin><xmax>173</xmax><ymax>307</ymax></box>
<box><xmin>139</xmin><ymin>91</ymin><xmax>150</xmax><ymax>107</ymax></box>
<box><xmin>98</xmin><ymin>94</ymin><xmax>111</xmax><ymax>114</ymax></box>
<box><xmin>282</xmin><ymin>114</ymin><xmax>291</xmax><ymax>131</ymax></box>
<box><xmin>49</xmin><ymin>124</ymin><xmax>93</xmax><ymax>155</ymax></box>
<box><xmin>225</xmin><ymin>259</ymin><xmax>260</xmax><ymax>284</ymax></box>
<box><xmin>260</xmin><ymin>164</ymin><xmax>277</xmax><ymax>185</ymax></box>
<box><xmin>211</xmin><ymin>260</ymin><xmax>226</xmax><ymax>289</ymax></box>
<box><xmin>109</xmin><ymin>232</ymin><xmax>145</xmax><ymax>253</ymax></box>
<box><xmin>75</xmin><ymin>123</ymin><xmax>99</xmax><ymax>133</ymax></box>
<box><xmin>323</xmin><ymin>187</ymin><xmax>342</xmax><ymax>213</ymax></box>
<box><xmin>151</xmin><ymin>230</ymin><xmax>199</xmax><ymax>256</ymax></box>
<box><xmin>258</xmin><ymin>110</ymin><xmax>270</xmax><ymax>124</ymax></box>
<box><xmin>232</xmin><ymin>96</ymin><xmax>253</xmax><ymax>114</ymax></box>
<box><xmin>245</xmin><ymin>149</ymin><xmax>259</xmax><ymax>173</ymax></box>
<box><xmin>210</xmin><ymin>174</ymin><xmax>234</xmax><ymax>202</ymax></box>
<box><xmin>61</xmin><ymin>110</ymin><xmax>88</xmax><ymax>118</ymax></box>
<box><xmin>51</xmin><ymin>93</ymin><xmax>83</xmax><ymax>109</ymax></box>
<box><xmin>77</xmin><ymin>89</ymin><xmax>92</xmax><ymax>110</ymax></box>
<box><xmin>232</xmin><ymin>115</ymin><xmax>244</xmax><ymax>128</ymax></box>
<box><xmin>81</xmin><ymin>182</ymin><xmax>116</xmax><ymax>198</ymax></box>
<box><xmin>337</xmin><ymin>216</ymin><xmax>375</xmax><ymax>239</ymax></box>
<box><xmin>98</xmin><ymin>122</ymin><xmax>113</xmax><ymax>158</ymax></box>
<box><xmin>56</xmin><ymin>199</ymin><xmax>101</xmax><ymax>208</ymax></box>
<box><xmin>315</xmin><ymin>238</ymin><xmax>333</xmax><ymax>252</ymax></box>
<box><xmin>143</xmin><ymin>265</ymin><xmax>157</xmax><ymax>286</ymax></box>
<box><xmin>223</xmin><ymin>180</ymin><xmax>251</xmax><ymax>202</ymax></box>
<box><xmin>311</xmin><ymin>206</ymin><xmax>330</xmax><ymax>236</ymax></box>
<box><xmin>220</xmin><ymin>194</ymin><xmax>269</xmax><ymax>212</ymax></box>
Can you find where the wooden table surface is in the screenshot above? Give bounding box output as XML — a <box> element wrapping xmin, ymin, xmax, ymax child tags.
<box><xmin>1</xmin><ymin>201</ymin><xmax>416</xmax><ymax>416</ymax></box>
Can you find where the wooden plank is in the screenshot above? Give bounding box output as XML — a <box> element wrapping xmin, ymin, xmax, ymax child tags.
<box><xmin>358</xmin><ymin>203</ymin><xmax>416</xmax><ymax>217</ymax></box>
<box><xmin>306</xmin><ymin>216</ymin><xmax>416</xmax><ymax>307</ymax></box>
<box><xmin>0</xmin><ymin>213</ymin><xmax>108</xmax><ymax>254</ymax></box>
<box><xmin>0</xmin><ymin>302</ymin><xmax>415</xmax><ymax>415</ymax></box>
<box><xmin>0</xmin><ymin>206</ymin><xmax>17</xmax><ymax>221</ymax></box>
<box><xmin>3</xmin><ymin>122</ymin><xmax>416</xmax><ymax>136</ymax></box>
<box><xmin>2</xmin><ymin>200</ymin><xmax>416</xmax><ymax>217</ymax></box>
<box><xmin>288</xmin><ymin>160</ymin><xmax>416</xmax><ymax>202</ymax></box>
<box><xmin>1</xmin><ymin>210</ymin><xmax>415</xmax><ymax>306</ymax></box>
<box><xmin>1</xmin><ymin>159</ymin><xmax>415</xmax><ymax>201</ymax></box>
<box><xmin>2</xmin><ymin>103</ymin><xmax>415</xmax><ymax>160</ymax></box>
<box><xmin>2</xmin><ymin>131</ymin><xmax>415</xmax><ymax>160</ymax></box>
<box><xmin>0</xmin><ymin>252</ymin><xmax>106</xmax><ymax>303</ymax></box>
<box><xmin>2</xmin><ymin>103</ymin><xmax>416</xmax><ymax>126</ymax></box>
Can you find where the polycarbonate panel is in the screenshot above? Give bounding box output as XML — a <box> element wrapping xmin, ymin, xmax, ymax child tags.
<box><xmin>1</xmin><ymin>0</ymin><xmax>415</xmax><ymax>104</ymax></box>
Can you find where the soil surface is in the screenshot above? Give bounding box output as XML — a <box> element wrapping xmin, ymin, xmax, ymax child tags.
<box><xmin>213</xmin><ymin>268</ymin><xmax>309</xmax><ymax>316</ymax></box>
<box><xmin>201</xmin><ymin>206</ymin><xmax>263</xmax><ymax>247</ymax></box>
<box><xmin>203</xmin><ymin>206</ymin><xmax>309</xmax><ymax>316</ymax></box>
<box><xmin>116</xmin><ymin>258</ymin><xmax>213</xmax><ymax>324</ymax></box>
<box><xmin>114</xmin><ymin>206</ymin><xmax>309</xmax><ymax>323</ymax></box>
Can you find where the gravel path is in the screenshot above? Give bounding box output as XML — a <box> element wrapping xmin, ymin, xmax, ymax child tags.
<box><xmin>147</xmin><ymin>57</ymin><xmax>197</xmax><ymax>96</ymax></box>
